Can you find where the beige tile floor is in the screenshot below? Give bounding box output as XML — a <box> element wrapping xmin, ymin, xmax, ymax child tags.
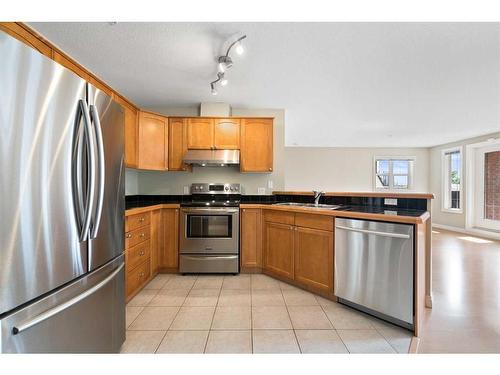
<box><xmin>121</xmin><ymin>274</ymin><xmax>412</xmax><ymax>354</ymax></box>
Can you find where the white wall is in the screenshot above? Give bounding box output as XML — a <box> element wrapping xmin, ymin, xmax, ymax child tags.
<box><xmin>285</xmin><ymin>147</ymin><xmax>429</xmax><ymax>192</ymax></box>
<box><xmin>135</xmin><ymin>107</ymin><xmax>286</xmax><ymax>195</ymax></box>
<box><xmin>284</xmin><ymin>147</ymin><xmax>430</xmax><ymax>192</ymax></box>
<box><xmin>429</xmin><ymin>131</ymin><xmax>500</xmax><ymax>229</ymax></box>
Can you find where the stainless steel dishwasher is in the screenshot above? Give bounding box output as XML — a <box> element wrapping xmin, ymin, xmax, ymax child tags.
<box><xmin>334</xmin><ymin>218</ymin><xmax>414</xmax><ymax>330</ymax></box>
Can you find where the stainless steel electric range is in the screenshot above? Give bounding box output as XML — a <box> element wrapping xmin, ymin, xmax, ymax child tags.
<box><xmin>179</xmin><ymin>183</ymin><xmax>241</xmax><ymax>274</ymax></box>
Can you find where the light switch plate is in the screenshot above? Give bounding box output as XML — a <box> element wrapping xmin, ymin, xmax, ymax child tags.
<box><xmin>384</xmin><ymin>198</ymin><xmax>398</xmax><ymax>206</ymax></box>
<box><xmin>183</xmin><ymin>186</ymin><xmax>190</xmax><ymax>195</ymax></box>
<box><xmin>257</xmin><ymin>187</ymin><xmax>266</xmax><ymax>195</ymax></box>
<box><xmin>268</xmin><ymin>180</ymin><xmax>274</xmax><ymax>189</ymax></box>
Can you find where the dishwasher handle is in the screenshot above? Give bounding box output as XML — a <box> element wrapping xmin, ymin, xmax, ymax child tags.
<box><xmin>335</xmin><ymin>225</ymin><xmax>411</xmax><ymax>239</ymax></box>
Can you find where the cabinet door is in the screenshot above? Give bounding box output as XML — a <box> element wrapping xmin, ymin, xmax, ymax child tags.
<box><xmin>294</xmin><ymin>227</ymin><xmax>333</xmax><ymax>293</ymax></box>
<box><xmin>169</xmin><ymin>118</ymin><xmax>189</xmax><ymax>171</ymax></box>
<box><xmin>263</xmin><ymin>221</ymin><xmax>294</xmax><ymax>280</ymax></box>
<box><xmin>240</xmin><ymin>118</ymin><xmax>273</xmax><ymax>172</ymax></box>
<box><xmin>160</xmin><ymin>208</ymin><xmax>179</xmax><ymax>269</ymax></box>
<box><xmin>138</xmin><ymin>111</ymin><xmax>168</xmax><ymax>170</ymax></box>
<box><xmin>150</xmin><ymin>209</ymin><xmax>161</xmax><ymax>275</ymax></box>
<box><xmin>187</xmin><ymin>118</ymin><xmax>214</xmax><ymax>149</ymax></box>
<box><xmin>123</xmin><ymin>104</ymin><xmax>138</xmax><ymax>168</ymax></box>
<box><xmin>240</xmin><ymin>208</ymin><xmax>262</xmax><ymax>270</ymax></box>
<box><xmin>214</xmin><ymin>118</ymin><xmax>240</xmax><ymax>149</ymax></box>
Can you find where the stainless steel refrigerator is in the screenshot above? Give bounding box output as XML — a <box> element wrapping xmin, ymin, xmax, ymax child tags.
<box><xmin>0</xmin><ymin>31</ymin><xmax>126</xmax><ymax>353</ymax></box>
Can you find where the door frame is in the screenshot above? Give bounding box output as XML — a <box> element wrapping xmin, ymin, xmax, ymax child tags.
<box><xmin>465</xmin><ymin>137</ymin><xmax>500</xmax><ymax>234</ymax></box>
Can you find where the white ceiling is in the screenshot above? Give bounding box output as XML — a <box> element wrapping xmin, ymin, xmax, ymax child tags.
<box><xmin>29</xmin><ymin>22</ymin><xmax>500</xmax><ymax>147</ymax></box>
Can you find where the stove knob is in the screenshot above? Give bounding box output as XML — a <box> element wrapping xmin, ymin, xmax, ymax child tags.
<box><xmin>224</xmin><ymin>186</ymin><xmax>230</xmax><ymax>192</ymax></box>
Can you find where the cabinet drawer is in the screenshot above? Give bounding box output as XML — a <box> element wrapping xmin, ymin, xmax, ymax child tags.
<box><xmin>125</xmin><ymin>226</ymin><xmax>151</xmax><ymax>249</ymax></box>
<box><xmin>126</xmin><ymin>212</ymin><xmax>151</xmax><ymax>232</ymax></box>
<box><xmin>126</xmin><ymin>240</ymin><xmax>151</xmax><ymax>273</ymax></box>
<box><xmin>126</xmin><ymin>260</ymin><xmax>151</xmax><ymax>298</ymax></box>
<box><xmin>295</xmin><ymin>213</ymin><xmax>333</xmax><ymax>232</ymax></box>
<box><xmin>263</xmin><ymin>210</ymin><xmax>295</xmax><ymax>225</ymax></box>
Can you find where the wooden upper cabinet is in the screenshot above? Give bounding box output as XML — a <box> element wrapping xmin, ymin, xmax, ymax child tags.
<box><xmin>138</xmin><ymin>111</ymin><xmax>168</xmax><ymax>171</ymax></box>
<box><xmin>294</xmin><ymin>226</ymin><xmax>333</xmax><ymax>293</ymax></box>
<box><xmin>169</xmin><ymin>118</ymin><xmax>189</xmax><ymax>171</ymax></box>
<box><xmin>240</xmin><ymin>118</ymin><xmax>273</xmax><ymax>173</ymax></box>
<box><xmin>240</xmin><ymin>208</ymin><xmax>262</xmax><ymax>270</ymax></box>
<box><xmin>214</xmin><ymin>118</ymin><xmax>240</xmax><ymax>149</ymax></box>
<box><xmin>187</xmin><ymin>118</ymin><xmax>214</xmax><ymax>149</ymax></box>
<box><xmin>113</xmin><ymin>94</ymin><xmax>139</xmax><ymax>168</ymax></box>
<box><xmin>263</xmin><ymin>221</ymin><xmax>294</xmax><ymax>280</ymax></box>
<box><xmin>0</xmin><ymin>22</ymin><xmax>52</xmax><ymax>58</ymax></box>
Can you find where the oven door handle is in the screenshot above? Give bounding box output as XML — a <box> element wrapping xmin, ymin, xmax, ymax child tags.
<box><xmin>181</xmin><ymin>208</ymin><xmax>239</xmax><ymax>214</ymax></box>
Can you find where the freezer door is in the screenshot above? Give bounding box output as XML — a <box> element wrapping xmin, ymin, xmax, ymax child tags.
<box><xmin>87</xmin><ymin>85</ymin><xmax>125</xmax><ymax>271</ymax></box>
<box><xmin>334</xmin><ymin>218</ymin><xmax>414</xmax><ymax>326</ymax></box>
<box><xmin>0</xmin><ymin>32</ymin><xmax>89</xmax><ymax>315</ymax></box>
<box><xmin>0</xmin><ymin>255</ymin><xmax>125</xmax><ymax>353</ymax></box>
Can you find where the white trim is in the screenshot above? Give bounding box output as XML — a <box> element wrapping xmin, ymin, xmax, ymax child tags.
<box><xmin>465</xmin><ymin>137</ymin><xmax>500</xmax><ymax>232</ymax></box>
<box><xmin>373</xmin><ymin>156</ymin><xmax>416</xmax><ymax>191</ymax></box>
<box><xmin>433</xmin><ymin>223</ymin><xmax>500</xmax><ymax>241</ymax></box>
<box><xmin>441</xmin><ymin>146</ymin><xmax>463</xmax><ymax>214</ymax></box>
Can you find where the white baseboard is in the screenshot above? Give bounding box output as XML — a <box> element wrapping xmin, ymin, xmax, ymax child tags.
<box><xmin>432</xmin><ymin>223</ymin><xmax>500</xmax><ymax>240</ymax></box>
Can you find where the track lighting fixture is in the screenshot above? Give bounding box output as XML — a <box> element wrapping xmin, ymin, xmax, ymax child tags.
<box><xmin>209</xmin><ymin>35</ymin><xmax>247</xmax><ymax>94</ymax></box>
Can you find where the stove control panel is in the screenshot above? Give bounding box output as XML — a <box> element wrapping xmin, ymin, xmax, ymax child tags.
<box><xmin>191</xmin><ymin>183</ymin><xmax>241</xmax><ymax>195</ymax></box>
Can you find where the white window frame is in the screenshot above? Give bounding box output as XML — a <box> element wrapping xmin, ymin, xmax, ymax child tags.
<box><xmin>441</xmin><ymin>146</ymin><xmax>463</xmax><ymax>214</ymax></box>
<box><xmin>373</xmin><ymin>156</ymin><xmax>415</xmax><ymax>191</ymax></box>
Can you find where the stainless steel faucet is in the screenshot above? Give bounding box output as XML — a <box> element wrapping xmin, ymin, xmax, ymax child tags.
<box><xmin>313</xmin><ymin>190</ymin><xmax>325</xmax><ymax>205</ymax></box>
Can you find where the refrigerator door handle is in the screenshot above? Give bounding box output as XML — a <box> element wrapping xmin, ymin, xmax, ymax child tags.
<box><xmin>79</xmin><ymin>100</ymin><xmax>96</xmax><ymax>242</ymax></box>
<box><xmin>89</xmin><ymin>104</ymin><xmax>105</xmax><ymax>239</ymax></box>
<box><xmin>71</xmin><ymin>103</ymin><xmax>85</xmax><ymax>236</ymax></box>
<box><xmin>12</xmin><ymin>262</ymin><xmax>124</xmax><ymax>335</ymax></box>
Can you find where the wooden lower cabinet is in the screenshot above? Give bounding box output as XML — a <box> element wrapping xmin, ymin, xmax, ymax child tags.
<box><xmin>240</xmin><ymin>208</ymin><xmax>262</xmax><ymax>271</ymax></box>
<box><xmin>126</xmin><ymin>261</ymin><xmax>151</xmax><ymax>298</ymax></box>
<box><xmin>263</xmin><ymin>221</ymin><xmax>295</xmax><ymax>280</ymax></box>
<box><xmin>294</xmin><ymin>226</ymin><xmax>334</xmax><ymax>293</ymax></box>
<box><xmin>260</xmin><ymin>211</ymin><xmax>335</xmax><ymax>295</ymax></box>
<box><xmin>159</xmin><ymin>208</ymin><xmax>179</xmax><ymax>270</ymax></box>
<box><xmin>150</xmin><ymin>209</ymin><xmax>162</xmax><ymax>275</ymax></box>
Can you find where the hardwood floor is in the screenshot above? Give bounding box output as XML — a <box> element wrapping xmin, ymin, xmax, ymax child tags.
<box><xmin>419</xmin><ymin>229</ymin><xmax>500</xmax><ymax>353</ymax></box>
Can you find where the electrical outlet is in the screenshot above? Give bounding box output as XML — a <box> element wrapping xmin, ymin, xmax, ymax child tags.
<box><xmin>183</xmin><ymin>186</ymin><xmax>189</xmax><ymax>195</ymax></box>
<box><xmin>257</xmin><ymin>187</ymin><xmax>266</xmax><ymax>195</ymax></box>
<box><xmin>268</xmin><ymin>180</ymin><xmax>274</xmax><ymax>189</ymax></box>
<box><xmin>384</xmin><ymin>198</ymin><xmax>398</xmax><ymax>206</ymax></box>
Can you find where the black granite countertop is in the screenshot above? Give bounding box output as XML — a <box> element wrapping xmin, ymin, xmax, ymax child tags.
<box><xmin>126</xmin><ymin>194</ymin><xmax>429</xmax><ymax>212</ymax></box>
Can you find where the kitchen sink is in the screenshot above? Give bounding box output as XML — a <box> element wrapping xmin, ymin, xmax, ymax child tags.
<box><xmin>273</xmin><ymin>202</ymin><xmax>343</xmax><ymax>210</ymax></box>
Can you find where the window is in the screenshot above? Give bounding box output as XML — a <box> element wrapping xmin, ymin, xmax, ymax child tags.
<box><xmin>442</xmin><ymin>147</ymin><xmax>462</xmax><ymax>212</ymax></box>
<box><xmin>374</xmin><ymin>157</ymin><xmax>414</xmax><ymax>190</ymax></box>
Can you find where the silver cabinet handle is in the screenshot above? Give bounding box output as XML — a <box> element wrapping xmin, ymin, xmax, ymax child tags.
<box><xmin>12</xmin><ymin>263</ymin><xmax>124</xmax><ymax>335</ymax></box>
<box><xmin>335</xmin><ymin>225</ymin><xmax>411</xmax><ymax>239</ymax></box>
<box><xmin>79</xmin><ymin>100</ymin><xmax>96</xmax><ymax>242</ymax></box>
<box><xmin>139</xmin><ymin>233</ymin><xmax>145</xmax><ymax>238</ymax></box>
<box><xmin>89</xmin><ymin>104</ymin><xmax>105</xmax><ymax>239</ymax></box>
<box><xmin>126</xmin><ymin>233</ymin><xmax>132</xmax><ymax>238</ymax></box>
<box><xmin>139</xmin><ymin>217</ymin><xmax>145</xmax><ymax>222</ymax></box>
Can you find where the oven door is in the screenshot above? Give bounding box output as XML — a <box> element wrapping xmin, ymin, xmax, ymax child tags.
<box><xmin>180</xmin><ymin>208</ymin><xmax>239</xmax><ymax>254</ymax></box>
